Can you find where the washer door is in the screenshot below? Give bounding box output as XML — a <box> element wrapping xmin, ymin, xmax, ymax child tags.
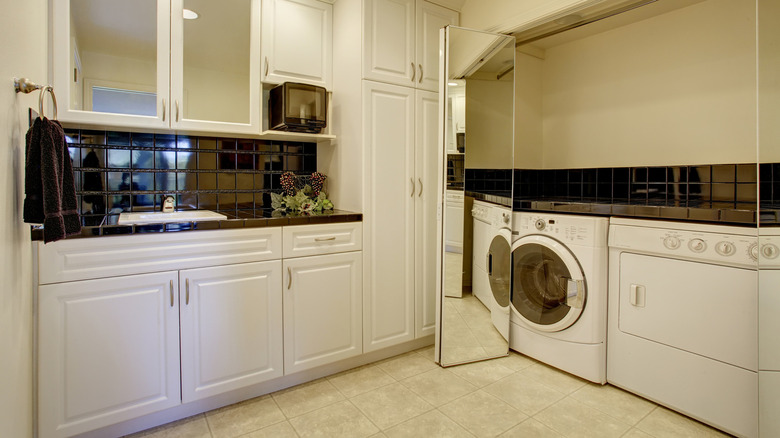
<box><xmin>511</xmin><ymin>235</ymin><xmax>586</xmax><ymax>332</ymax></box>
<box><xmin>488</xmin><ymin>229</ymin><xmax>511</xmax><ymax>308</ymax></box>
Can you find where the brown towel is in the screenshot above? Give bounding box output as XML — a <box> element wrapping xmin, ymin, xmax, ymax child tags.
<box><xmin>23</xmin><ymin>117</ymin><xmax>81</xmax><ymax>243</ymax></box>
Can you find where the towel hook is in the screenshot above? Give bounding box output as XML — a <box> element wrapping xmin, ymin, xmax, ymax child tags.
<box><xmin>14</xmin><ymin>77</ymin><xmax>58</xmax><ymax>120</ymax></box>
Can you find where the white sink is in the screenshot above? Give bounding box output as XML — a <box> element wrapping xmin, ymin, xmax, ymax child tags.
<box><xmin>117</xmin><ymin>210</ymin><xmax>227</xmax><ymax>225</ymax></box>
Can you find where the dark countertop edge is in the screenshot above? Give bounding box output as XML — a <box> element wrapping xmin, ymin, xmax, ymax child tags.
<box><xmin>513</xmin><ymin>200</ymin><xmax>763</xmax><ymax>227</ymax></box>
<box><xmin>464</xmin><ymin>191</ymin><xmax>513</xmax><ymax>208</ymax></box>
<box><xmin>31</xmin><ymin>210</ymin><xmax>363</xmax><ymax>242</ymax></box>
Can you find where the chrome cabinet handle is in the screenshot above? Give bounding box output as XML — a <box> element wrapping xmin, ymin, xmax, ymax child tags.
<box><xmin>185</xmin><ymin>278</ymin><xmax>190</xmax><ymax>305</ymax></box>
<box><xmin>410</xmin><ymin>178</ymin><xmax>415</xmax><ymax>197</ymax></box>
<box><xmin>315</xmin><ymin>236</ymin><xmax>336</xmax><ymax>242</ymax></box>
<box><xmin>162</xmin><ymin>99</ymin><xmax>166</xmax><ymax>122</ymax></box>
<box><xmin>264</xmin><ymin>56</ymin><xmax>269</xmax><ymax>77</ymax></box>
<box><xmin>418</xmin><ymin>64</ymin><xmax>423</xmax><ymax>83</ymax></box>
<box><xmin>287</xmin><ymin>267</ymin><xmax>292</xmax><ymax>290</ymax></box>
<box><xmin>169</xmin><ymin>280</ymin><xmax>174</xmax><ymax>307</ymax></box>
<box><xmin>410</xmin><ymin>62</ymin><xmax>415</xmax><ymax>82</ymax></box>
<box><xmin>175</xmin><ymin>100</ymin><xmax>179</xmax><ymax>122</ymax></box>
<box><xmin>418</xmin><ymin>178</ymin><xmax>423</xmax><ymax>197</ymax></box>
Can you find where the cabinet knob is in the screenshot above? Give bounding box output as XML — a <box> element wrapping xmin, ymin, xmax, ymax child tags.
<box><xmin>287</xmin><ymin>267</ymin><xmax>292</xmax><ymax>290</ymax></box>
<box><xmin>410</xmin><ymin>62</ymin><xmax>415</xmax><ymax>82</ymax></box>
<box><xmin>264</xmin><ymin>56</ymin><xmax>269</xmax><ymax>77</ymax></box>
<box><xmin>162</xmin><ymin>99</ymin><xmax>166</xmax><ymax>122</ymax></box>
<box><xmin>169</xmin><ymin>280</ymin><xmax>174</xmax><ymax>307</ymax></box>
<box><xmin>418</xmin><ymin>64</ymin><xmax>423</xmax><ymax>84</ymax></box>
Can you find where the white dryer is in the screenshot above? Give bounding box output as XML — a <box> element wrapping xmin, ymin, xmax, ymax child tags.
<box><xmin>510</xmin><ymin>212</ymin><xmax>609</xmax><ymax>383</ymax></box>
<box><xmin>471</xmin><ymin>201</ymin><xmax>512</xmax><ymax>340</ymax></box>
<box><xmin>757</xmin><ymin>227</ymin><xmax>779</xmax><ymax>437</ymax></box>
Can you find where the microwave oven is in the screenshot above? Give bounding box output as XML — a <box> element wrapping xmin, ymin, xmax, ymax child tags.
<box><xmin>269</xmin><ymin>82</ymin><xmax>327</xmax><ymax>134</ymax></box>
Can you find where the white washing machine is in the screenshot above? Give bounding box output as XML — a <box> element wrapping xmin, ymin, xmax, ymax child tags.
<box><xmin>759</xmin><ymin>227</ymin><xmax>780</xmax><ymax>438</ymax></box>
<box><xmin>510</xmin><ymin>212</ymin><xmax>609</xmax><ymax>383</ymax></box>
<box><xmin>471</xmin><ymin>200</ymin><xmax>512</xmax><ymax>339</ymax></box>
<box><xmin>608</xmin><ymin>218</ymin><xmax>758</xmax><ymax>437</ymax></box>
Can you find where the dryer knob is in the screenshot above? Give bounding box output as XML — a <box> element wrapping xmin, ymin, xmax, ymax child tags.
<box><xmin>762</xmin><ymin>243</ymin><xmax>779</xmax><ymax>259</ymax></box>
<box><xmin>503</xmin><ymin>213</ymin><xmax>510</xmax><ymax>224</ymax></box>
<box><xmin>715</xmin><ymin>241</ymin><xmax>736</xmax><ymax>256</ymax></box>
<box><xmin>749</xmin><ymin>243</ymin><xmax>759</xmax><ymax>261</ymax></box>
<box><xmin>535</xmin><ymin>219</ymin><xmax>546</xmax><ymax>231</ymax></box>
<box><xmin>663</xmin><ymin>236</ymin><xmax>681</xmax><ymax>250</ymax></box>
<box><xmin>688</xmin><ymin>238</ymin><xmax>706</xmax><ymax>253</ymax></box>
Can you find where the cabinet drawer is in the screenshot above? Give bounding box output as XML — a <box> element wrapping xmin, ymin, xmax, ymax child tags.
<box><xmin>283</xmin><ymin>222</ymin><xmax>362</xmax><ymax>258</ymax></box>
<box><xmin>37</xmin><ymin>228</ymin><xmax>281</xmax><ymax>284</ymax></box>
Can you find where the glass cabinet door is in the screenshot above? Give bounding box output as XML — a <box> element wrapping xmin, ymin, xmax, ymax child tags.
<box><xmin>170</xmin><ymin>0</ymin><xmax>261</xmax><ymax>134</ymax></box>
<box><xmin>52</xmin><ymin>0</ymin><xmax>170</xmax><ymax>128</ymax></box>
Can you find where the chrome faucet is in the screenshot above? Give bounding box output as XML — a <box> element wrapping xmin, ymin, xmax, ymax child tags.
<box><xmin>162</xmin><ymin>195</ymin><xmax>175</xmax><ymax>213</ymax></box>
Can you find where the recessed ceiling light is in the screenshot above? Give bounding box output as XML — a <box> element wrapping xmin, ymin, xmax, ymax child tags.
<box><xmin>183</xmin><ymin>9</ymin><xmax>199</xmax><ymax>20</ymax></box>
<box><xmin>448</xmin><ymin>82</ymin><xmax>458</xmax><ymax>86</ymax></box>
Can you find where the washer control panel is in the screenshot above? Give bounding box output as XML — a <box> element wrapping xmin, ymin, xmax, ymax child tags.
<box><xmin>471</xmin><ymin>204</ymin><xmax>491</xmax><ymax>223</ymax></box>
<box><xmin>515</xmin><ymin>213</ymin><xmax>608</xmax><ymax>246</ymax></box>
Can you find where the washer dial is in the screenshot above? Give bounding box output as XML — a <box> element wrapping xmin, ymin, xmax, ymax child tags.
<box><xmin>663</xmin><ymin>236</ymin><xmax>681</xmax><ymax>250</ymax></box>
<box><xmin>762</xmin><ymin>243</ymin><xmax>779</xmax><ymax>259</ymax></box>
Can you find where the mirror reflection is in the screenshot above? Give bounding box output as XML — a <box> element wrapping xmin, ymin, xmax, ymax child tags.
<box><xmin>439</xmin><ymin>26</ymin><xmax>515</xmax><ymax>366</ymax></box>
<box><xmin>69</xmin><ymin>0</ymin><xmax>159</xmax><ymax>116</ymax></box>
<box><xmin>758</xmin><ymin>0</ymin><xmax>780</xmax><ymax>435</ymax></box>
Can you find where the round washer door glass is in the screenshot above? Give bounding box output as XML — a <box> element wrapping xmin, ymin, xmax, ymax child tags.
<box><xmin>511</xmin><ymin>235</ymin><xmax>586</xmax><ymax>332</ymax></box>
<box><xmin>488</xmin><ymin>231</ymin><xmax>511</xmax><ymax>308</ymax></box>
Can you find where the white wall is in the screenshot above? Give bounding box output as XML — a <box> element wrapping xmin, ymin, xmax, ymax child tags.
<box><xmin>324</xmin><ymin>0</ymin><xmax>362</xmax><ymax>212</ymax></box>
<box><xmin>759</xmin><ymin>0</ymin><xmax>780</xmax><ymax>164</ymax></box>
<box><xmin>0</xmin><ymin>0</ymin><xmax>47</xmax><ymax>436</ymax></box>
<box><xmin>516</xmin><ymin>0</ymin><xmax>756</xmax><ymax>169</ymax></box>
<box><xmin>464</xmin><ymin>77</ymin><xmax>513</xmax><ymax>168</ymax></box>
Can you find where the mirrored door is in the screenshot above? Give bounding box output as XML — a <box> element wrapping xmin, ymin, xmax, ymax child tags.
<box><xmin>438</xmin><ymin>26</ymin><xmax>515</xmax><ymax>366</ymax></box>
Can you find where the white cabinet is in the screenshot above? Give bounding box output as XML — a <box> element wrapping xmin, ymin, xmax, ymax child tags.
<box><xmin>262</xmin><ymin>0</ymin><xmax>333</xmax><ymax>89</ymax></box>
<box><xmin>283</xmin><ymin>252</ymin><xmax>362</xmax><ymax>373</ymax></box>
<box><xmin>179</xmin><ymin>261</ymin><xmax>284</xmax><ymax>403</ymax></box>
<box><xmin>38</xmin><ymin>271</ymin><xmax>181</xmax><ymax>438</ymax></box>
<box><xmin>52</xmin><ymin>0</ymin><xmax>261</xmax><ymax>134</ymax></box>
<box><xmin>362</xmin><ymin>81</ymin><xmax>438</xmax><ymax>351</ymax></box>
<box><xmin>363</xmin><ymin>0</ymin><xmax>458</xmax><ymax>91</ymax></box>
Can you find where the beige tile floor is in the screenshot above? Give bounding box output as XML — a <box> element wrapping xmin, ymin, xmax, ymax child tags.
<box><xmin>126</xmin><ymin>348</ymin><xmax>732</xmax><ymax>438</ymax></box>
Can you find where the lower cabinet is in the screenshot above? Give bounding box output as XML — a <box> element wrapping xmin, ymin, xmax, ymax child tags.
<box><xmin>179</xmin><ymin>261</ymin><xmax>284</xmax><ymax>403</ymax></box>
<box><xmin>36</xmin><ymin>224</ymin><xmax>365</xmax><ymax>438</ymax></box>
<box><xmin>283</xmin><ymin>252</ymin><xmax>363</xmax><ymax>374</ymax></box>
<box><xmin>38</xmin><ymin>271</ymin><xmax>182</xmax><ymax>438</ymax></box>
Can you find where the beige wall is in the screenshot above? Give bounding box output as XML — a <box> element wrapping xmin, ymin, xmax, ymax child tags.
<box><xmin>515</xmin><ymin>0</ymin><xmax>756</xmax><ymax>169</ymax></box>
<box><xmin>0</xmin><ymin>0</ymin><xmax>46</xmax><ymax>436</ymax></box>
<box><xmin>460</xmin><ymin>0</ymin><xmax>594</xmax><ymax>32</ymax></box>
<box><xmin>759</xmin><ymin>0</ymin><xmax>780</xmax><ymax>164</ymax></box>
<box><xmin>464</xmin><ymin>77</ymin><xmax>513</xmax><ymax>168</ymax></box>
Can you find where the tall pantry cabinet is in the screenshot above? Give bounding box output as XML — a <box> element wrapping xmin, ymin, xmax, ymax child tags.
<box><xmin>353</xmin><ymin>0</ymin><xmax>458</xmax><ymax>352</ymax></box>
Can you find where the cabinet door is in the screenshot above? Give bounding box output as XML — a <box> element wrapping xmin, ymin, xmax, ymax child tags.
<box><xmin>51</xmin><ymin>0</ymin><xmax>170</xmax><ymax>129</ymax></box>
<box><xmin>363</xmin><ymin>0</ymin><xmax>416</xmax><ymax>87</ymax></box>
<box><xmin>38</xmin><ymin>272</ymin><xmax>180</xmax><ymax>438</ymax></box>
<box><xmin>179</xmin><ymin>261</ymin><xmax>283</xmax><ymax>403</ymax></box>
<box><xmin>415</xmin><ymin>90</ymin><xmax>440</xmax><ymax>338</ymax></box>
<box><xmin>415</xmin><ymin>1</ymin><xmax>458</xmax><ymax>92</ymax></box>
<box><xmin>170</xmin><ymin>0</ymin><xmax>261</xmax><ymax>134</ymax></box>
<box><xmin>363</xmin><ymin>81</ymin><xmax>416</xmax><ymax>352</ymax></box>
<box><xmin>283</xmin><ymin>252</ymin><xmax>362</xmax><ymax>373</ymax></box>
<box><xmin>262</xmin><ymin>0</ymin><xmax>332</xmax><ymax>89</ymax></box>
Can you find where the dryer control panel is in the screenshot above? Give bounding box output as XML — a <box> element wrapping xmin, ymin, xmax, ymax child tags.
<box><xmin>610</xmin><ymin>222</ymin><xmax>757</xmax><ymax>269</ymax></box>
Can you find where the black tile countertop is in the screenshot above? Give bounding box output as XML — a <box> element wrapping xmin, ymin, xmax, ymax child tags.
<box><xmin>31</xmin><ymin>209</ymin><xmax>362</xmax><ymax>241</ymax></box>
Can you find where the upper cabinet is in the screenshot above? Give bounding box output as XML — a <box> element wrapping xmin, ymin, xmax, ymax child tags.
<box><xmin>52</xmin><ymin>0</ymin><xmax>262</xmax><ymax>135</ymax></box>
<box><xmin>363</xmin><ymin>0</ymin><xmax>458</xmax><ymax>91</ymax></box>
<box><xmin>171</xmin><ymin>0</ymin><xmax>261</xmax><ymax>134</ymax></box>
<box><xmin>261</xmin><ymin>0</ymin><xmax>333</xmax><ymax>89</ymax></box>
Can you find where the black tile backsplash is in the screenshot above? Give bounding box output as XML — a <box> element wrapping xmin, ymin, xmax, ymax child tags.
<box><xmin>511</xmin><ymin>164</ymin><xmax>760</xmax><ymax>211</ymax></box>
<box><xmin>465</xmin><ymin>168</ymin><xmax>512</xmax><ymax>198</ymax></box>
<box><xmin>66</xmin><ymin>128</ymin><xmax>317</xmax><ymax>226</ymax></box>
